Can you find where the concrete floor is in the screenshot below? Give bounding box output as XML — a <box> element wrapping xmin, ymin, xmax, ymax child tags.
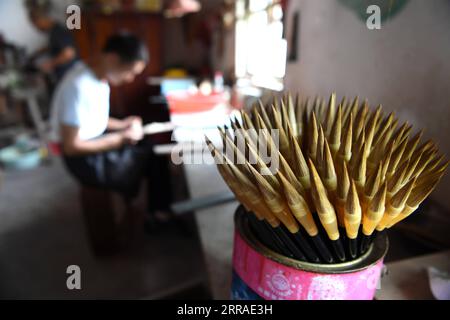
<box><xmin>0</xmin><ymin>159</ymin><xmax>208</xmax><ymax>299</ymax></box>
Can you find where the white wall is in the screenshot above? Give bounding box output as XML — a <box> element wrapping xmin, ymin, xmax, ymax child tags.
<box><xmin>0</xmin><ymin>0</ymin><xmax>46</xmax><ymax>53</ymax></box>
<box><xmin>284</xmin><ymin>0</ymin><xmax>450</xmax><ymax>210</ymax></box>
<box><xmin>162</xmin><ymin>17</ymin><xmax>208</xmax><ymax>70</ymax></box>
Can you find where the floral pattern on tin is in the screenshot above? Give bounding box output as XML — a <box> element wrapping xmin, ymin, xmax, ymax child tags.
<box><xmin>264</xmin><ymin>270</ymin><xmax>302</xmax><ymax>299</ymax></box>
<box><xmin>307</xmin><ymin>275</ymin><xmax>347</xmax><ymax>300</ymax></box>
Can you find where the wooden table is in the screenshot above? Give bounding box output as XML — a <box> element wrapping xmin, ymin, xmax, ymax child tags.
<box><xmin>376</xmin><ymin>250</ymin><xmax>450</xmax><ymax>300</ymax></box>
<box><xmin>165</xmin><ymin>105</ymin><xmax>237</xmax><ymax>299</ymax></box>
<box><xmin>183</xmin><ymin>163</ymin><xmax>237</xmax><ymax>299</ymax></box>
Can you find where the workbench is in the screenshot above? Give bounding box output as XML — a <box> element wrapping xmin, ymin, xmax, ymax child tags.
<box><xmin>168</xmin><ymin>103</ymin><xmax>237</xmax><ymax>299</ymax></box>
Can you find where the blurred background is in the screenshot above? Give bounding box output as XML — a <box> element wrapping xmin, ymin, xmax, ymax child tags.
<box><xmin>0</xmin><ymin>0</ymin><xmax>449</xmax><ymax>299</ymax></box>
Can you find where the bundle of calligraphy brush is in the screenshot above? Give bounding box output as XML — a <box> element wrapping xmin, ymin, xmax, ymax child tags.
<box><xmin>205</xmin><ymin>93</ymin><xmax>448</xmax><ymax>264</ymax></box>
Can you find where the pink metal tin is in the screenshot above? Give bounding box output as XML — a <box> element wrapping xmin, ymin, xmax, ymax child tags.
<box><xmin>231</xmin><ymin>206</ymin><xmax>388</xmax><ymax>300</ymax></box>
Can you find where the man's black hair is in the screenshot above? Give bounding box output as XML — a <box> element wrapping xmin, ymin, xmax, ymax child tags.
<box><xmin>102</xmin><ymin>32</ymin><xmax>149</xmax><ymax>64</ymax></box>
<box><xmin>24</xmin><ymin>0</ymin><xmax>52</xmax><ymax>18</ymax></box>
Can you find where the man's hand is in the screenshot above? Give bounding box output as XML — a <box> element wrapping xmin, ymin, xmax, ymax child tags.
<box><xmin>124</xmin><ymin>116</ymin><xmax>143</xmax><ymax>128</ymax></box>
<box><xmin>39</xmin><ymin>47</ymin><xmax>76</xmax><ymax>73</ymax></box>
<box><xmin>121</xmin><ymin>119</ymin><xmax>144</xmax><ymax>144</ymax></box>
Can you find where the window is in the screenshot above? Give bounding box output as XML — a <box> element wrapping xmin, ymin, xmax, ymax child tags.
<box><xmin>235</xmin><ymin>0</ymin><xmax>287</xmax><ymax>91</ymax></box>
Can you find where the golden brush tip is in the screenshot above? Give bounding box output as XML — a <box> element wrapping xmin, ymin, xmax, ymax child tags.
<box><xmin>407</xmin><ymin>176</ymin><xmax>440</xmax><ymax>207</ymax></box>
<box><xmin>339</xmin><ymin>112</ymin><xmax>353</xmax><ymax>161</ymax></box>
<box><xmin>323</xmin><ymin>139</ymin><xmax>337</xmax><ymax>181</ymax></box>
<box><xmin>212</xmin><ymin>91</ymin><xmax>446</xmax><ymax>239</ymax></box>
<box><xmin>354</xmin><ymin>104</ymin><xmax>368</xmax><ymax>140</ymax></box>
<box><xmin>391</xmin><ymin>177</ymin><xmax>416</xmax><ymax>208</ymax></box>
<box><xmin>308</xmin><ymin>112</ymin><xmax>319</xmax><ymax>159</ymax></box>
<box><xmin>388</xmin><ymin>137</ymin><xmax>408</xmax><ymax>174</ymax></box>
<box><xmin>337</xmin><ymin>160</ymin><xmax>350</xmax><ymax>199</ymax></box>
<box><xmin>330</xmin><ymin>104</ymin><xmax>342</xmax><ymax>150</ymax></box>
<box><xmin>325</xmin><ymin>93</ymin><xmax>336</xmax><ymax>132</ymax></box>
<box><xmin>434</xmin><ymin>160</ymin><xmax>449</xmax><ymax>174</ymax></box>
<box><xmin>309</xmin><ymin>158</ymin><xmax>325</xmax><ymax>190</ymax></box>
<box><xmin>353</xmin><ymin>143</ymin><xmax>367</xmax><ymax>186</ymax></box>
<box><xmin>290</xmin><ymin>133</ymin><xmax>309</xmax><ymax>178</ymax></box>
<box><xmin>346</xmin><ymin>180</ymin><xmax>361</xmax><ymax>215</ymax></box>
<box><xmin>365</xmin><ymin>162</ymin><xmax>382</xmax><ymax>198</ymax></box>
<box><xmin>388</xmin><ymin>159</ymin><xmax>409</xmax><ymax>192</ymax></box>
<box><xmin>204</xmin><ymin>134</ymin><xmax>212</xmax><ymax>145</ymax></box>
<box><xmin>317</xmin><ymin>125</ymin><xmax>326</xmax><ymax>166</ymax></box>
<box><xmin>425</xmin><ymin>155</ymin><xmax>444</xmax><ymax>172</ymax></box>
<box><xmin>370</xmin><ymin>182</ymin><xmax>387</xmax><ymax>212</ymax></box>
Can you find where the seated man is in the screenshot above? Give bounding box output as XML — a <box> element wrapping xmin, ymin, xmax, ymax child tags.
<box><xmin>51</xmin><ymin>32</ymin><xmax>172</xmax><ymax>223</ymax></box>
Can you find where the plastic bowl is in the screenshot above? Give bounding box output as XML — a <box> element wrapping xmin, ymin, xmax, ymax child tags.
<box><xmin>0</xmin><ymin>145</ymin><xmax>41</xmax><ymax>170</ymax></box>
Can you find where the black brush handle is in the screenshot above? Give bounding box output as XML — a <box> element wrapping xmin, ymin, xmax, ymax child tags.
<box><xmin>367</xmin><ymin>230</ymin><xmax>380</xmax><ymax>251</ymax></box>
<box><xmin>273</xmin><ymin>227</ymin><xmax>308</xmax><ymax>261</ymax></box>
<box><xmin>262</xmin><ymin>221</ymin><xmax>293</xmax><ymax>258</ymax></box>
<box><xmin>331</xmin><ymin>238</ymin><xmax>346</xmax><ymax>262</ymax></box>
<box><xmin>252</xmin><ymin>219</ymin><xmax>284</xmax><ymax>254</ymax></box>
<box><xmin>339</xmin><ymin>227</ymin><xmax>347</xmax><ymax>242</ymax></box>
<box><xmin>339</xmin><ymin>227</ymin><xmax>349</xmax><ymax>256</ymax></box>
<box><xmin>292</xmin><ymin>231</ymin><xmax>321</xmax><ymax>263</ymax></box>
<box><xmin>359</xmin><ymin>234</ymin><xmax>371</xmax><ymax>255</ymax></box>
<box><xmin>311</xmin><ymin>235</ymin><xmax>334</xmax><ymax>263</ymax></box>
<box><xmin>348</xmin><ymin>238</ymin><xmax>358</xmax><ymax>259</ymax></box>
<box><xmin>312</xmin><ymin>212</ymin><xmax>346</xmax><ymax>262</ymax></box>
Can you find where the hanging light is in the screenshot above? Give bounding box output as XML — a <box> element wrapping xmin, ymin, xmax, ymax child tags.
<box><xmin>164</xmin><ymin>0</ymin><xmax>201</xmax><ymax>18</ymax></box>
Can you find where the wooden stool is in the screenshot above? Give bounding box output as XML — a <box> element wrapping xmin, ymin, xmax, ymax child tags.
<box><xmin>80</xmin><ymin>186</ymin><xmax>142</xmax><ymax>256</ymax></box>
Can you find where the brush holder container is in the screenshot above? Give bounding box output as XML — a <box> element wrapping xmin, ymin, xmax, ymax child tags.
<box><xmin>231</xmin><ymin>205</ymin><xmax>389</xmax><ymax>300</ymax></box>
